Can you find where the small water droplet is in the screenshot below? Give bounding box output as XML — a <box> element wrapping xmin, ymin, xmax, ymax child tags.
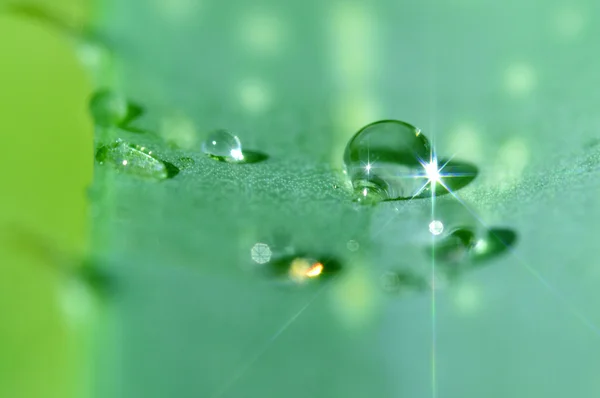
<box><xmin>89</xmin><ymin>89</ymin><xmax>143</xmax><ymax>128</ymax></box>
<box><xmin>259</xmin><ymin>254</ymin><xmax>341</xmax><ymax>286</ymax></box>
<box><xmin>425</xmin><ymin>201</ymin><xmax>517</xmax><ymax>279</ymax></box>
<box><xmin>343</xmin><ymin>120</ymin><xmax>433</xmax><ymax>202</ymax></box>
<box><xmin>202</xmin><ymin>130</ymin><xmax>245</xmax><ymax>162</ymax></box>
<box><xmin>95</xmin><ymin>139</ymin><xmax>179</xmax><ymax>179</ymax></box>
<box><xmin>431</xmin><ymin>227</ymin><xmax>517</xmax><ymax>273</ymax></box>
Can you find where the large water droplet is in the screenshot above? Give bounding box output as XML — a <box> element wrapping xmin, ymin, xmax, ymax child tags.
<box><xmin>343</xmin><ymin>120</ymin><xmax>478</xmax><ymax>202</ymax></box>
<box><xmin>202</xmin><ymin>130</ymin><xmax>245</xmax><ymax>162</ymax></box>
<box><xmin>89</xmin><ymin>89</ymin><xmax>143</xmax><ymax>128</ymax></box>
<box><xmin>95</xmin><ymin>139</ymin><xmax>179</xmax><ymax>179</ymax></box>
<box><xmin>343</xmin><ymin>120</ymin><xmax>433</xmax><ymax>202</ymax></box>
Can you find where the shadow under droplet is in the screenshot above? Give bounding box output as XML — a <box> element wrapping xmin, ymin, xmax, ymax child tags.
<box><xmin>433</xmin><ymin>159</ymin><xmax>479</xmax><ymax>197</ymax></box>
<box><xmin>241</xmin><ymin>150</ymin><xmax>269</xmax><ymax>164</ymax></box>
<box><xmin>163</xmin><ymin>161</ymin><xmax>180</xmax><ymax>179</ymax></box>
<box><xmin>471</xmin><ymin>228</ymin><xmax>517</xmax><ymax>264</ymax></box>
<box><xmin>77</xmin><ymin>259</ymin><xmax>117</xmax><ymax>298</ymax></box>
<box><xmin>427</xmin><ymin>227</ymin><xmax>518</xmax><ymax>279</ymax></box>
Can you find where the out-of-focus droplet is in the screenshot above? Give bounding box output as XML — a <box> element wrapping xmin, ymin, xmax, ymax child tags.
<box><xmin>426</xmin><ymin>201</ymin><xmax>517</xmax><ymax>280</ymax></box>
<box><xmin>89</xmin><ymin>89</ymin><xmax>142</xmax><ymax>128</ymax></box>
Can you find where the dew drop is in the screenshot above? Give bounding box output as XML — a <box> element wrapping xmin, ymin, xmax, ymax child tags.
<box><xmin>344</xmin><ymin>120</ymin><xmax>478</xmax><ymax>202</ymax></box>
<box><xmin>258</xmin><ymin>254</ymin><xmax>341</xmax><ymax>286</ymax></box>
<box><xmin>95</xmin><ymin>139</ymin><xmax>179</xmax><ymax>179</ymax></box>
<box><xmin>89</xmin><ymin>89</ymin><xmax>143</xmax><ymax>128</ymax></box>
<box><xmin>426</xmin><ymin>201</ymin><xmax>518</xmax><ymax>279</ymax></box>
<box><xmin>202</xmin><ymin>130</ymin><xmax>245</xmax><ymax>162</ymax></box>
<box><xmin>343</xmin><ymin>120</ymin><xmax>433</xmax><ymax>202</ymax></box>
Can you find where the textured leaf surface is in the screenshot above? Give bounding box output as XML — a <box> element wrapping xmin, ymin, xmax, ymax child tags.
<box><xmin>93</xmin><ymin>1</ymin><xmax>600</xmax><ymax>397</ymax></box>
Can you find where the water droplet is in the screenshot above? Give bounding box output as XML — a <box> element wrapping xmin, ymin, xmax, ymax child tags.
<box><xmin>89</xmin><ymin>89</ymin><xmax>143</xmax><ymax>128</ymax></box>
<box><xmin>344</xmin><ymin>120</ymin><xmax>478</xmax><ymax>202</ymax></box>
<box><xmin>425</xmin><ymin>201</ymin><xmax>518</xmax><ymax>279</ymax></box>
<box><xmin>431</xmin><ymin>227</ymin><xmax>517</xmax><ymax>276</ymax></box>
<box><xmin>259</xmin><ymin>254</ymin><xmax>341</xmax><ymax>286</ymax></box>
<box><xmin>95</xmin><ymin>139</ymin><xmax>179</xmax><ymax>179</ymax></box>
<box><xmin>343</xmin><ymin>120</ymin><xmax>433</xmax><ymax>202</ymax></box>
<box><xmin>202</xmin><ymin>130</ymin><xmax>245</xmax><ymax>162</ymax></box>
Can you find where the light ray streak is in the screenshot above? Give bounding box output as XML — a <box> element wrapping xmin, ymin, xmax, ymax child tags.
<box><xmin>438</xmin><ymin>182</ymin><xmax>600</xmax><ymax>336</ymax></box>
<box><xmin>209</xmin><ymin>281</ymin><xmax>331</xmax><ymax>398</ymax></box>
<box><xmin>429</xmin><ymin>167</ymin><xmax>438</xmax><ymax>398</ymax></box>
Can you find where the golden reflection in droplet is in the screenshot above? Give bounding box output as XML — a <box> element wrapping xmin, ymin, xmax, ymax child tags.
<box><xmin>288</xmin><ymin>258</ymin><xmax>323</xmax><ymax>283</ymax></box>
<box><xmin>306</xmin><ymin>262</ymin><xmax>324</xmax><ymax>278</ymax></box>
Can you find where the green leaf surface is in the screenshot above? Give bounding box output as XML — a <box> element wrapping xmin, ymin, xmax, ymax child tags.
<box><xmin>92</xmin><ymin>1</ymin><xmax>600</xmax><ymax>397</ymax></box>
